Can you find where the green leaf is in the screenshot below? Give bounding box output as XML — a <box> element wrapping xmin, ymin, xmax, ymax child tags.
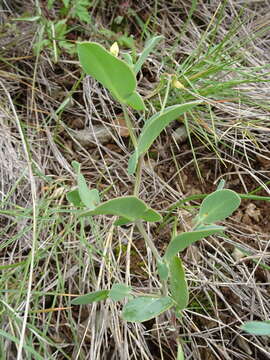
<box><xmin>62</xmin><ymin>0</ymin><xmax>70</xmax><ymax>7</ymax></box>
<box><xmin>169</xmin><ymin>257</ymin><xmax>189</xmax><ymax>310</ymax></box>
<box><xmin>72</xmin><ymin>160</ymin><xmax>80</xmax><ymax>172</ymax></box>
<box><xmin>113</xmin><ymin>217</ymin><xmax>131</xmax><ymax>226</ymax></box>
<box><xmin>54</xmin><ymin>19</ymin><xmax>68</xmax><ymax>39</ymax></box>
<box><xmin>48</xmin><ymin>0</ymin><xmax>55</xmax><ymax>10</ymax></box>
<box><xmin>164</xmin><ymin>225</ymin><xmax>225</xmax><ymax>261</ymax></box>
<box><xmin>122</xmin><ymin>296</ymin><xmax>174</xmax><ymax>322</ymax></box>
<box><xmin>129</xmin><ymin>101</ymin><xmax>202</xmax><ymax>174</ymax></box>
<box><xmin>122</xmin><ymin>52</ymin><xmax>133</xmax><ymax>66</ymax></box>
<box><xmin>128</xmin><ymin>150</ymin><xmax>138</xmax><ymax>175</ymax></box>
<box><xmin>73</xmin><ymin>160</ymin><xmax>100</xmax><ymax>209</ymax></box>
<box><xmin>125</xmin><ymin>91</ymin><xmax>145</xmax><ymax>111</ymax></box>
<box><xmin>78</xmin><ymin>173</ymin><xmax>100</xmax><ymax>210</ymax></box>
<box><xmin>141</xmin><ymin>208</ymin><xmax>162</xmax><ymax>222</ymax></box>
<box><xmin>66</xmin><ymin>189</ymin><xmax>83</xmax><ymax>207</ymax></box>
<box><xmin>177</xmin><ymin>342</ymin><xmax>185</xmax><ymax>360</ymax></box>
<box><xmin>71</xmin><ymin>290</ymin><xmax>109</xmax><ymax>305</ymax></box>
<box><xmin>196</xmin><ymin>189</ymin><xmax>241</xmax><ymax>224</ymax></box>
<box><xmin>109</xmin><ymin>283</ymin><xmax>132</xmax><ymax>301</ymax></box>
<box><xmin>157</xmin><ymin>261</ymin><xmax>169</xmax><ymax>281</ymax></box>
<box><xmin>241</xmin><ymin>321</ymin><xmax>270</xmax><ymax>335</ymax></box>
<box><xmin>134</xmin><ymin>35</ymin><xmax>163</xmax><ymax>74</ymax></box>
<box><xmin>71</xmin><ymin>0</ymin><xmax>91</xmax><ymax>24</ymax></box>
<box><xmin>14</xmin><ymin>15</ymin><xmax>41</xmax><ymax>22</ymax></box>
<box><xmin>80</xmin><ymin>196</ymin><xmax>162</xmax><ymax>223</ymax></box>
<box><xmin>77</xmin><ymin>42</ymin><xmax>144</xmax><ymax>110</ymax></box>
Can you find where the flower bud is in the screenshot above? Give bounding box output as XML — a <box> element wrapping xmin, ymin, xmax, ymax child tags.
<box><xmin>172</xmin><ymin>79</ymin><xmax>185</xmax><ymax>89</ymax></box>
<box><xmin>110</xmin><ymin>42</ymin><xmax>119</xmax><ymax>57</ymax></box>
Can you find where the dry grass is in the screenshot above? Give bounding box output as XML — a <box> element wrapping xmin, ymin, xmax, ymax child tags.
<box><xmin>1</xmin><ymin>0</ymin><xmax>270</xmax><ymax>359</ymax></box>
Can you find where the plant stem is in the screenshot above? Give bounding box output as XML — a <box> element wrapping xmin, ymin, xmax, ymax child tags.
<box><xmin>134</xmin><ymin>155</ymin><xmax>143</xmax><ymax>196</ymax></box>
<box><xmin>136</xmin><ymin>220</ymin><xmax>162</xmax><ymax>263</ymax></box>
<box><xmin>121</xmin><ymin>105</ymin><xmax>143</xmax><ymax>196</ymax></box>
<box><xmin>136</xmin><ymin>220</ymin><xmax>168</xmax><ymax>296</ymax></box>
<box><xmin>122</xmin><ymin>104</ymin><xmax>137</xmax><ymax>148</ymax></box>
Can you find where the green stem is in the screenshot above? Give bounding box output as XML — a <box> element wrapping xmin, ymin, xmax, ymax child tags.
<box><xmin>122</xmin><ymin>104</ymin><xmax>137</xmax><ymax>148</ymax></box>
<box><xmin>136</xmin><ymin>220</ymin><xmax>161</xmax><ymax>263</ymax></box>
<box><xmin>134</xmin><ymin>155</ymin><xmax>143</xmax><ymax>196</ymax></box>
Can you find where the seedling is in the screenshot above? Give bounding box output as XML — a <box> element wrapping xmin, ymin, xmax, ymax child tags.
<box><xmin>67</xmin><ymin>39</ymin><xmax>241</xmax><ymax>359</ymax></box>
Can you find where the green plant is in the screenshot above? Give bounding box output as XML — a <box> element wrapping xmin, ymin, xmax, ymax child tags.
<box><xmin>68</xmin><ymin>39</ymin><xmax>241</xmax><ymax>359</ymax></box>
<box><xmin>15</xmin><ymin>0</ymin><xmax>93</xmax><ymax>62</ymax></box>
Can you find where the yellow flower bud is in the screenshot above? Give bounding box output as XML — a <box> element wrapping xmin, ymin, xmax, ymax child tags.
<box><xmin>110</xmin><ymin>42</ymin><xmax>119</xmax><ymax>57</ymax></box>
<box><xmin>172</xmin><ymin>79</ymin><xmax>185</xmax><ymax>89</ymax></box>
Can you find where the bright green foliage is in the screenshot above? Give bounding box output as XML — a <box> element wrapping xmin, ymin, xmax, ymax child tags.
<box><xmin>196</xmin><ymin>189</ymin><xmax>241</xmax><ymax>225</ymax></box>
<box><xmin>122</xmin><ymin>296</ymin><xmax>174</xmax><ymax>322</ymax></box>
<box><xmin>134</xmin><ymin>35</ymin><xmax>163</xmax><ymax>74</ymax></box>
<box><xmin>128</xmin><ymin>101</ymin><xmax>202</xmax><ymax>174</ymax></box>
<box><xmin>164</xmin><ymin>225</ymin><xmax>225</xmax><ymax>261</ymax></box>
<box><xmin>169</xmin><ymin>257</ymin><xmax>189</xmax><ymax>310</ymax></box>
<box><xmin>77</xmin><ymin>42</ymin><xmax>145</xmax><ymax>110</ymax></box>
<box><xmin>109</xmin><ymin>284</ymin><xmax>132</xmax><ymax>301</ymax></box>
<box><xmin>241</xmin><ymin>321</ymin><xmax>270</xmax><ymax>335</ymax></box>
<box><xmin>80</xmin><ymin>196</ymin><xmax>162</xmax><ymax>223</ymax></box>
<box><xmin>71</xmin><ymin>290</ymin><xmax>109</xmax><ymax>305</ymax></box>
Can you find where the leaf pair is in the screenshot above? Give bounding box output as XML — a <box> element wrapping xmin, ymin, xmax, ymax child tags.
<box><xmin>165</xmin><ymin>189</ymin><xmax>241</xmax><ymax>260</ymax></box>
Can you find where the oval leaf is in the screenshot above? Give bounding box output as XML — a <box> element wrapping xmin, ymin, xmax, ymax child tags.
<box><xmin>164</xmin><ymin>225</ymin><xmax>225</xmax><ymax>261</ymax></box>
<box><xmin>122</xmin><ymin>296</ymin><xmax>174</xmax><ymax>322</ymax></box>
<box><xmin>169</xmin><ymin>257</ymin><xmax>189</xmax><ymax>310</ymax></box>
<box><xmin>197</xmin><ymin>189</ymin><xmax>241</xmax><ymax>224</ymax></box>
<box><xmin>80</xmin><ymin>196</ymin><xmax>162</xmax><ymax>223</ymax></box>
<box><xmin>109</xmin><ymin>283</ymin><xmax>132</xmax><ymax>301</ymax></box>
<box><xmin>71</xmin><ymin>290</ymin><xmax>109</xmax><ymax>305</ymax></box>
<box><xmin>241</xmin><ymin>321</ymin><xmax>270</xmax><ymax>336</ymax></box>
<box><xmin>129</xmin><ymin>101</ymin><xmax>202</xmax><ymax>173</ymax></box>
<box><xmin>77</xmin><ymin>42</ymin><xmax>144</xmax><ymax>110</ymax></box>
